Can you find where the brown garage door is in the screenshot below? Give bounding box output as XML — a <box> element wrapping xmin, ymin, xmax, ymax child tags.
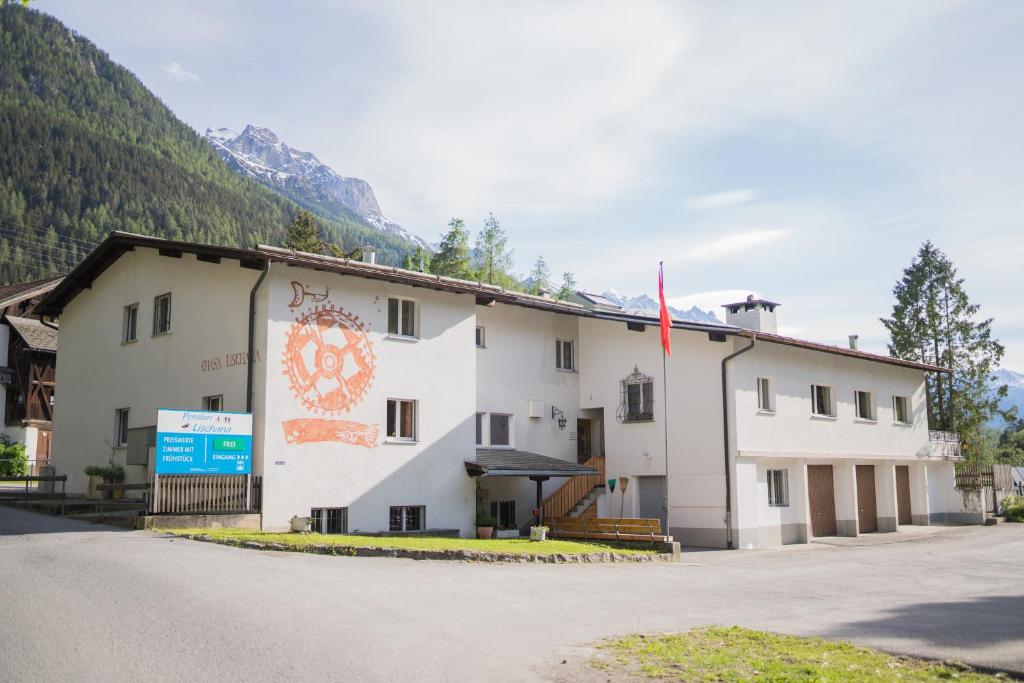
<box><xmin>807</xmin><ymin>465</ymin><xmax>837</xmax><ymax>537</ymax></box>
<box><xmin>856</xmin><ymin>465</ymin><xmax>878</xmax><ymax>533</ymax></box>
<box><xmin>895</xmin><ymin>465</ymin><xmax>912</xmax><ymax>526</ymax></box>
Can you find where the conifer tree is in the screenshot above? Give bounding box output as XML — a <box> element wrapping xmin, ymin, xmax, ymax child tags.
<box><xmin>881</xmin><ymin>241</ymin><xmax>1013</xmax><ymax>459</ymax></box>
<box><xmin>284</xmin><ymin>210</ymin><xmax>325</xmax><ymax>253</ymax></box>
<box><xmin>473</xmin><ymin>213</ymin><xmax>514</xmax><ymax>286</ymax></box>
<box><xmin>430</xmin><ymin>218</ymin><xmax>471</xmax><ymax>278</ymax></box>
<box><xmin>556</xmin><ymin>271</ymin><xmax>577</xmax><ymax>300</ymax></box>
<box><xmin>528</xmin><ymin>255</ymin><xmax>552</xmax><ymax>295</ymax></box>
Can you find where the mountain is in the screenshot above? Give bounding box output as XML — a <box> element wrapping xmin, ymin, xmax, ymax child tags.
<box><xmin>204</xmin><ymin>126</ymin><xmax>431</xmax><ymax>250</ymax></box>
<box><xmin>600</xmin><ymin>290</ymin><xmax>721</xmax><ymax>324</ymax></box>
<box><xmin>0</xmin><ymin>6</ymin><xmax>419</xmax><ymax>285</ymax></box>
<box><xmin>991</xmin><ymin>369</ymin><xmax>1024</xmax><ymax>428</ymax></box>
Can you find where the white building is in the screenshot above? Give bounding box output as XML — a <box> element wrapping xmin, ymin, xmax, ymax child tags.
<box><xmin>39</xmin><ymin>233</ymin><xmax>975</xmax><ymax>547</ymax></box>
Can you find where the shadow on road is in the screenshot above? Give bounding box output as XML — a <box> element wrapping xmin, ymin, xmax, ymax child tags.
<box><xmin>0</xmin><ymin>504</ymin><xmax>130</xmax><ymax>536</ymax></box>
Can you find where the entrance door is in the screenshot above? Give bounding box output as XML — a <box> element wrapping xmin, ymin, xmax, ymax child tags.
<box><xmin>807</xmin><ymin>465</ymin><xmax>837</xmax><ymax>537</ymax></box>
<box><xmin>895</xmin><ymin>465</ymin><xmax>912</xmax><ymax>526</ymax></box>
<box><xmin>856</xmin><ymin>465</ymin><xmax>878</xmax><ymax>533</ymax></box>
<box><xmin>638</xmin><ymin>475</ymin><xmax>667</xmax><ymax>531</ymax></box>
<box><xmin>576</xmin><ymin>420</ymin><xmax>591</xmax><ymax>463</ymax></box>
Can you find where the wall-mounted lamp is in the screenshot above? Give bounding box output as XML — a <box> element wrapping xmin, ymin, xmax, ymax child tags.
<box><xmin>551</xmin><ymin>405</ymin><xmax>567</xmax><ymax>430</ymax></box>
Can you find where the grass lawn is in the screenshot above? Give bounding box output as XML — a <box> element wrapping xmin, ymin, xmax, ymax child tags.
<box><xmin>163</xmin><ymin>528</ymin><xmax>659</xmax><ymax>556</ymax></box>
<box><xmin>593</xmin><ymin>626</ymin><xmax>1006</xmax><ymax>681</ymax></box>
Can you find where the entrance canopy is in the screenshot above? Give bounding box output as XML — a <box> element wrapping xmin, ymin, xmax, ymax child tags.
<box><xmin>464</xmin><ymin>449</ymin><xmax>599</xmax><ymax>478</ymax></box>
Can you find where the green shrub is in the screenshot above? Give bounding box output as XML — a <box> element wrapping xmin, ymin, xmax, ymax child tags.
<box><xmin>0</xmin><ymin>435</ymin><xmax>28</xmax><ymax>476</ymax></box>
<box><xmin>1002</xmin><ymin>495</ymin><xmax>1024</xmax><ymax>522</ymax></box>
<box><xmin>101</xmin><ymin>463</ymin><xmax>126</xmax><ymax>483</ymax></box>
<box><xmin>84</xmin><ymin>465</ymin><xmax>105</xmax><ymax>477</ymax></box>
<box><xmin>475</xmin><ymin>511</ymin><xmax>497</xmax><ymax>527</ymax></box>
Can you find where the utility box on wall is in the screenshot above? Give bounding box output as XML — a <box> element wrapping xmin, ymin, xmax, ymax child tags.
<box><xmin>528</xmin><ymin>400</ymin><xmax>544</xmax><ymax>418</ymax></box>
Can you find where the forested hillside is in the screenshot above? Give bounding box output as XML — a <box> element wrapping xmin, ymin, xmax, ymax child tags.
<box><xmin>0</xmin><ymin>6</ymin><xmax>416</xmax><ymax>284</ymax></box>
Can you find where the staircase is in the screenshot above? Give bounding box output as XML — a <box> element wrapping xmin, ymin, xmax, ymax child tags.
<box><xmin>541</xmin><ymin>456</ymin><xmax>605</xmax><ymax>522</ymax></box>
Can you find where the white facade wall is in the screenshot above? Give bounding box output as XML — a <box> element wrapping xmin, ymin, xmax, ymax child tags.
<box><xmin>51</xmin><ymin>249</ymin><xmax>258</xmax><ymax>492</ymax></box>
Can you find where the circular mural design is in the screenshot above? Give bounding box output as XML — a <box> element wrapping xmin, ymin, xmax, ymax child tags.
<box><xmin>282</xmin><ymin>304</ymin><xmax>375</xmax><ymax>415</ymax></box>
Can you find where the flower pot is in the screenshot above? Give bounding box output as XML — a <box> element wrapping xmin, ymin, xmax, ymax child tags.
<box><xmin>530</xmin><ymin>526</ymin><xmax>547</xmax><ymax>542</ymax></box>
<box><xmin>86</xmin><ymin>475</ymin><xmax>102</xmax><ymax>500</ymax></box>
<box><xmin>291</xmin><ymin>516</ymin><xmax>312</xmax><ymax>533</ymax></box>
<box><xmin>476</xmin><ymin>526</ymin><xmax>493</xmax><ymax>540</ymax></box>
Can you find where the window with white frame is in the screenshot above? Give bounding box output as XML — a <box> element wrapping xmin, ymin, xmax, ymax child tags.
<box><xmin>310</xmin><ymin>507</ymin><xmax>347</xmax><ymax>534</ymax></box>
<box><xmin>122</xmin><ymin>303</ymin><xmax>138</xmax><ymax>343</ymax></box>
<box><xmin>114</xmin><ymin>407</ymin><xmax>130</xmax><ymax>447</ymax></box>
<box><xmin>555</xmin><ymin>339</ymin><xmax>575</xmax><ymax>371</ymax></box>
<box><xmin>811</xmin><ymin>384</ymin><xmax>835</xmax><ymax>417</ymax></box>
<box><xmin>387</xmin><ymin>297</ymin><xmax>417</xmax><ymax>337</ymax></box>
<box><xmin>203</xmin><ymin>395</ymin><xmax>224</xmax><ymax>412</ymax></box>
<box><xmin>475</xmin><ymin>412</ymin><xmax>484</xmax><ymax>445</ymax></box>
<box><xmin>389</xmin><ymin>505</ymin><xmax>424</xmax><ymax>532</ymax></box>
<box><xmin>757</xmin><ymin>377</ymin><xmax>774</xmax><ymax>412</ymax></box>
<box><xmin>386</xmin><ymin>399</ymin><xmax>417</xmax><ymax>441</ymax></box>
<box><xmin>475</xmin><ymin>326</ymin><xmax>485</xmax><ymax>348</ymax></box>
<box><xmin>893</xmin><ymin>395</ymin><xmax>911</xmax><ymax>424</ymax></box>
<box><xmin>855</xmin><ymin>390</ymin><xmax>875</xmax><ymax>420</ymax></box>
<box><xmin>152</xmin><ymin>293</ymin><xmax>172</xmax><ymax>336</ymax></box>
<box><xmin>767</xmin><ymin>469</ymin><xmax>789</xmax><ymax>507</ymax></box>
<box><xmin>489</xmin><ymin>500</ymin><xmax>516</xmax><ymax>529</ymax></box>
<box><xmin>489</xmin><ymin>413</ymin><xmax>511</xmax><ymax>447</ymax></box>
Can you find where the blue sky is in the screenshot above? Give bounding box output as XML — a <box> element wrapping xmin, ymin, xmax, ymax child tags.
<box><xmin>37</xmin><ymin>0</ymin><xmax>1024</xmax><ymax>368</ymax></box>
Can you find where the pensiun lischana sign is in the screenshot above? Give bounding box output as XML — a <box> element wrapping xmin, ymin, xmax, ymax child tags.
<box><xmin>155</xmin><ymin>409</ymin><xmax>253</xmax><ymax>475</ymax></box>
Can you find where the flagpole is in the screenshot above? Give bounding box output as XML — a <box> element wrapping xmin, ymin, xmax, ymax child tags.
<box><xmin>658</xmin><ymin>261</ymin><xmax>671</xmax><ymax>537</ymax></box>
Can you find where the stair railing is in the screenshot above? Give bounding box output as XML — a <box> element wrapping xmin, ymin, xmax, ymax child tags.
<box><xmin>542</xmin><ymin>456</ymin><xmax>605</xmax><ymax>521</ymax></box>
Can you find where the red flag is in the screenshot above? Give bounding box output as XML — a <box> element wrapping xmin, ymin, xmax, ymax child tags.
<box><xmin>658</xmin><ymin>262</ymin><xmax>671</xmax><ymax>356</ymax></box>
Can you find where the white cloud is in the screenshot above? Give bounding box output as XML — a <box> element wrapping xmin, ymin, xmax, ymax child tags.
<box><xmin>672</xmin><ymin>229</ymin><xmax>792</xmax><ymax>263</ymax></box>
<box><xmin>689</xmin><ymin>189</ymin><xmax>756</xmax><ymax>210</ymax></box>
<box><xmin>162</xmin><ymin>62</ymin><xmax>199</xmax><ymax>83</ymax></box>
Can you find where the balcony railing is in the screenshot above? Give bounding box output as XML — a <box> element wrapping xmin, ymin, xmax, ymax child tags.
<box><xmin>928</xmin><ymin>431</ymin><xmax>962</xmax><ymax>459</ymax></box>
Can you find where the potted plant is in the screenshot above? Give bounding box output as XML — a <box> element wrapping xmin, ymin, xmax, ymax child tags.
<box><xmin>476</xmin><ymin>511</ymin><xmax>496</xmax><ymax>540</ymax></box>
<box><xmin>101</xmin><ymin>463</ymin><xmax>125</xmax><ymax>499</ymax></box>
<box><xmin>530</xmin><ymin>525</ymin><xmax>548</xmax><ymax>542</ymax></box>
<box><xmin>84</xmin><ymin>465</ymin><xmax>104</xmax><ymax>500</ymax></box>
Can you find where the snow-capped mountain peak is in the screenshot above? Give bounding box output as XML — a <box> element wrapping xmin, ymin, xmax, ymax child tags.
<box><xmin>598</xmin><ymin>290</ymin><xmax>721</xmax><ymax>324</ymax></box>
<box><xmin>203</xmin><ymin>125</ymin><xmax>430</xmax><ymax>250</ymax></box>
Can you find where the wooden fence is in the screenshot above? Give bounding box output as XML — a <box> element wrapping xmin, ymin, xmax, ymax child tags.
<box><xmin>150</xmin><ymin>475</ymin><xmax>261</xmax><ymax>514</ymax></box>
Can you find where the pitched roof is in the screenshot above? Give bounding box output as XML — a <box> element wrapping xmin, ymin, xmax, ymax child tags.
<box><xmin>466</xmin><ymin>449</ymin><xmax>601</xmax><ymax>477</ymax></box>
<box><xmin>0</xmin><ymin>276</ymin><xmax>63</xmax><ymax>311</ymax></box>
<box><xmin>37</xmin><ymin>231</ymin><xmax>949</xmax><ymax>373</ymax></box>
<box><xmin>5</xmin><ymin>315</ymin><xmax>58</xmax><ymax>353</ymax></box>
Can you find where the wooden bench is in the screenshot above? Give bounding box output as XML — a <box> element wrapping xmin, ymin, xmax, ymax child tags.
<box><xmin>546</xmin><ymin>516</ymin><xmax>673</xmax><ymax>543</ymax></box>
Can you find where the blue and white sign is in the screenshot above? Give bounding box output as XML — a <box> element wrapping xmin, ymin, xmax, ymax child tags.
<box><xmin>155</xmin><ymin>409</ymin><xmax>253</xmax><ymax>475</ymax></box>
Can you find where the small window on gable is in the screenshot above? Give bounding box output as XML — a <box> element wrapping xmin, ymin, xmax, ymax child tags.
<box><xmin>855</xmin><ymin>390</ymin><xmax>875</xmax><ymax>421</ymax></box>
<box><xmin>757</xmin><ymin>377</ymin><xmax>774</xmax><ymax>412</ymax></box>
<box><xmin>122</xmin><ymin>303</ymin><xmax>138</xmax><ymax>343</ymax></box>
<box><xmin>475</xmin><ymin>326</ymin><xmax>485</xmax><ymax>348</ymax></box>
<box><xmin>152</xmin><ymin>293</ymin><xmax>172</xmax><ymax>336</ymax></box>
<box><xmin>555</xmin><ymin>339</ymin><xmax>574</xmax><ymax>371</ymax></box>
<box><xmin>387</xmin><ymin>297</ymin><xmax>417</xmax><ymax>337</ymax></box>
<box><xmin>767</xmin><ymin>469</ymin><xmax>789</xmax><ymax>507</ymax></box>
<box><xmin>893</xmin><ymin>395</ymin><xmax>911</xmax><ymax>424</ymax></box>
<box><xmin>811</xmin><ymin>384</ymin><xmax>834</xmax><ymax>417</ymax></box>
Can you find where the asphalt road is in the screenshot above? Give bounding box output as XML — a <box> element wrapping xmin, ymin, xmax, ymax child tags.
<box><xmin>1</xmin><ymin>506</ymin><xmax>1022</xmax><ymax>682</ymax></box>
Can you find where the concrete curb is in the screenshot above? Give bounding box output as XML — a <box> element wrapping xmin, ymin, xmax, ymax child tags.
<box><xmin>177</xmin><ymin>533</ymin><xmax>677</xmax><ymax>563</ymax></box>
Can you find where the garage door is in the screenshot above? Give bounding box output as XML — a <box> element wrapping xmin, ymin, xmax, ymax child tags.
<box><xmin>856</xmin><ymin>465</ymin><xmax>878</xmax><ymax>533</ymax></box>
<box><xmin>807</xmin><ymin>465</ymin><xmax>837</xmax><ymax>537</ymax></box>
<box><xmin>895</xmin><ymin>465</ymin><xmax>912</xmax><ymax>526</ymax></box>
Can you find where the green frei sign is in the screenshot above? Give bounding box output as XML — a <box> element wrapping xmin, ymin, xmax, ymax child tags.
<box><xmin>212</xmin><ymin>437</ymin><xmax>246</xmax><ymax>452</ymax></box>
<box><xmin>607</xmin><ymin>478</ymin><xmax>617</xmax><ymax>493</ymax></box>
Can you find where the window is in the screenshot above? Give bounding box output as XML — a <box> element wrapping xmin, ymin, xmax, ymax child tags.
<box><xmin>855</xmin><ymin>390</ymin><xmax>875</xmax><ymax>420</ymax></box>
<box><xmin>121</xmin><ymin>303</ymin><xmax>138</xmax><ymax>343</ymax></box>
<box><xmin>386</xmin><ymin>399</ymin><xmax>417</xmax><ymax>441</ymax></box>
<box><xmin>310</xmin><ymin>508</ymin><xmax>348</xmax><ymax>534</ymax></box>
<box><xmin>475</xmin><ymin>412</ymin><xmax>484</xmax><ymax>445</ymax></box>
<box><xmin>114</xmin><ymin>408</ymin><xmax>130</xmax><ymax>447</ymax></box>
<box><xmin>811</xmin><ymin>384</ymin><xmax>834</xmax><ymax>417</ymax></box>
<box><xmin>490</xmin><ymin>500</ymin><xmax>516</xmax><ymax>529</ymax></box>
<box><xmin>555</xmin><ymin>339</ymin><xmax>575</xmax><ymax>371</ymax></box>
<box><xmin>126</xmin><ymin>426</ymin><xmax>155</xmax><ymax>466</ymax></box>
<box><xmin>387</xmin><ymin>297</ymin><xmax>417</xmax><ymax>337</ymax></box>
<box><xmin>625</xmin><ymin>382</ymin><xmax>654</xmax><ymax>421</ymax></box>
<box><xmin>893</xmin><ymin>395</ymin><xmax>911</xmax><ymax>424</ymax></box>
<box><xmin>152</xmin><ymin>293</ymin><xmax>172</xmax><ymax>336</ymax></box>
<box><xmin>489</xmin><ymin>413</ymin><xmax>511</xmax><ymax>447</ymax></box>
<box><xmin>389</xmin><ymin>505</ymin><xmax>424</xmax><ymax>532</ymax></box>
<box><xmin>475</xmin><ymin>326</ymin><xmax>486</xmax><ymax>348</ymax></box>
<box><xmin>203</xmin><ymin>395</ymin><xmax>224</xmax><ymax>412</ymax></box>
<box><xmin>756</xmin><ymin>377</ymin><xmax>774</xmax><ymax>412</ymax></box>
<box><xmin>767</xmin><ymin>469</ymin><xmax>789</xmax><ymax>507</ymax></box>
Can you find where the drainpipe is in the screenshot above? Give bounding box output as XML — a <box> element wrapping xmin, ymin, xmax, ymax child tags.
<box><xmin>721</xmin><ymin>334</ymin><xmax>756</xmax><ymax>549</ymax></box>
<box><xmin>246</xmin><ymin>259</ymin><xmax>270</xmax><ymax>413</ymax></box>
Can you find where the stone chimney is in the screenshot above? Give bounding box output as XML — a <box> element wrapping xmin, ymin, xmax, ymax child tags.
<box><xmin>722</xmin><ymin>294</ymin><xmax>780</xmax><ymax>334</ymax></box>
<box><xmin>361</xmin><ymin>246</ymin><xmax>377</xmax><ymax>265</ymax></box>
<box><xmin>848</xmin><ymin>334</ymin><xmax>859</xmax><ymax>351</ymax></box>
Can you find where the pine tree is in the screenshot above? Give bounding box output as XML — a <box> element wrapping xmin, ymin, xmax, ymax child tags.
<box><xmin>881</xmin><ymin>241</ymin><xmax>1013</xmax><ymax>459</ymax></box>
<box><xmin>403</xmin><ymin>246</ymin><xmax>431</xmax><ymax>273</ymax></box>
<box><xmin>473</xmin><ymin>213</ymin><xmax>514</xmax><ymax>286</ymax></box>
<box><xmin>284</xmin><ymin>210</ymin><xmax>325</xmax><ymax>253</ymax></box>
<box><xmin>556</xmin><ymin>271</ymin><xmax>577</xmax><ymax>300</ymax></box>
<box><xmin>527</xmin><ymin>255</ymin><xmax>552</xmax><ymax>295</ymax></box>
<box><xmin>430</xmin><ymin>218</ymin><xmax>471</xmax><ymax>278</ymax></box>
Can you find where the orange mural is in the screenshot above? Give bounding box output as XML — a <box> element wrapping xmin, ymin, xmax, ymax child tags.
<box><xmin>288</xmin><ymin>281</ymin><xmax>331</xmax><ymax>309</ymax></box>
<box><xmin>281</xmin><ymin>302</ymin><xmax>379</xmax><ymax>447</ymax></box>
